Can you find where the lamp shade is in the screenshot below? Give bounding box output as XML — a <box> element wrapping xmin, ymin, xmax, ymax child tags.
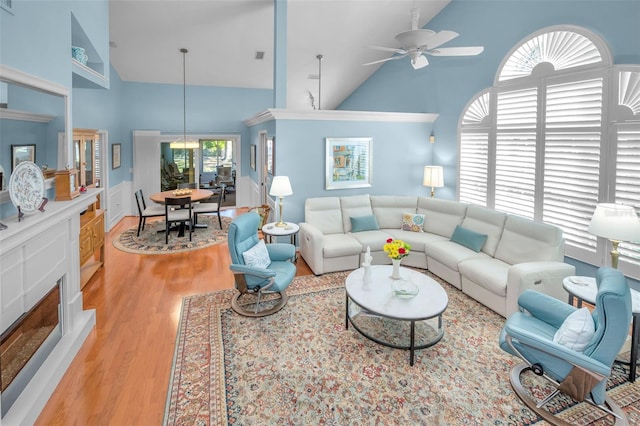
<box><xmin>423</xmin><ymin>166</ymin><xmax>444</xmax><ymax>188</ymax></box>
<box><xmin>588</xmin><ymin>203</ymin><xmax>640</xmax><ymax>242</ymax></box>
<box><xmin>269</xmin><ymin>176</ymin><xmax>293</xmax><ymax>197</ymax></box>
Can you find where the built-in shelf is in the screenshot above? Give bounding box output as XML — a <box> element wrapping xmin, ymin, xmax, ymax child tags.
<box><xmin>0</xmin><ymin>108</ymin><xmax>55</xmax><ymax>122</ymax></box>
<box><xmin>72</xmin><ymin>59</ymin><xmax>108</xmax><ymax>89</ymax></box>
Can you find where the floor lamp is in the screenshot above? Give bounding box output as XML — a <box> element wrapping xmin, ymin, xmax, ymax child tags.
<box><xmin>588</xmin><ymin>203</ymin><xmax>640</xmax><ymax>268</ymax></box>
<box><xmin>423</xmin><ymin>166</ymin><xmax>444</xmax><ymax>198</ymax></box>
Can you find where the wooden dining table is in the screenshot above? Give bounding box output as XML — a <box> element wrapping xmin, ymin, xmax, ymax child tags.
<box><xmin>149</xmin><ymin>188</ymin><xmax>213</xmax><ymax>204</ymax></box>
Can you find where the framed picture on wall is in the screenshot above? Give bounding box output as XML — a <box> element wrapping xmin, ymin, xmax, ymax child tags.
<box><xmin>250</xmin><ymin>144</ymin><xmax>256</xmax><ymax>171</ymax></box>
<box><xmin>325</xmin><ymin>137</ymin><xmax>372</xmax><ymax>190</ymax></box>
<box><xmin>11</xmin><ymin>144</ymin><xmax>36</xmax><ymax>171</ymax></box>
<box><xmin>112</xmin><ymin>143</ymin><xmax>121</xmax><ymax>169</ymax></box>
<box><xmin>266</xmin><ymin>137</ymin><xmax>275</xmax><ymax>175</ymax></box>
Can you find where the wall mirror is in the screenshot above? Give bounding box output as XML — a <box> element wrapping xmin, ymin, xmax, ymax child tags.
<box><xmin>0</xmin><ymin>66</ymin><xmax>69</xmax><ymax>218</ymax></box>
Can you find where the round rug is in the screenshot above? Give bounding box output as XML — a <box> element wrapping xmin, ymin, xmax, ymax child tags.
<box><xmin>113</xmin><ymin>215</ymin><xmax>232</xmax><ymax>254</ymax></box>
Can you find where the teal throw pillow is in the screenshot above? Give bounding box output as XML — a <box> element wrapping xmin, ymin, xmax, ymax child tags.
<box><xmin>450</xmin><ymin>225</ymin><xmax>488</xmax><ymax>252</ymax></box>
<box><xmin>350</xmin><ymin>215</ymin><xmax>380</xmax><ymax>232</ymax></box>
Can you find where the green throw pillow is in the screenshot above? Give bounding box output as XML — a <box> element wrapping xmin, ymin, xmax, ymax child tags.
<box><xmin>450</xmin><ymin>225</ymin><xmax>488</xmax><ymax>252</ymax></box>
<box><xmin>350</xmin><ymin>215</ymin><xmax>380</xmax><ymax>232</ymax></box>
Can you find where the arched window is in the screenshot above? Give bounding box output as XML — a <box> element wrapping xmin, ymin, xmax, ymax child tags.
<box><xmin>458</xmin><ymin>25</ymin><xmax>640</xmax><ymax>278</ymax></box>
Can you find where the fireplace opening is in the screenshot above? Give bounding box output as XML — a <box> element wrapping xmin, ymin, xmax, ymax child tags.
<box><xmin>1</xmin><ymin>282</ymin><xmax>62</xmax><ymax>417</ymax></box>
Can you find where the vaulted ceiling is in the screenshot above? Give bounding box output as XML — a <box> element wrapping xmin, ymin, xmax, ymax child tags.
<box><xmin>108</xmin><ymin>0</ymin><xmax>450</xmax><ymax>111</ymax></box>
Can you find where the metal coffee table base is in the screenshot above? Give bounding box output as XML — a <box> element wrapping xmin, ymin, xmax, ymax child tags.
<box><xmin>345</xmin><ymin>295</ymin><xmax>444</xmax><ymax>366</ymax></box>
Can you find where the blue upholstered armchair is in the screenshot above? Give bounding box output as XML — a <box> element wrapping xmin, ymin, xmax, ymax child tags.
<box><xmin>227</xmin><ymin>212</ymin><xmax>296</xmax><ymax>316</ymax></box>
<box><xmin>499</xmin><ymin>267</ymin><xmax>631</xmax><ymax>424</ymax></box>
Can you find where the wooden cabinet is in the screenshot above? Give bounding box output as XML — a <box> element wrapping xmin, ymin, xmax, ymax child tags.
<box><xmin>73</xmin><ymin>129</ymin><xmax>99</xmax><ymax>188</ymax></box>
<box><xmin>79</xmin><ymin>203</ymin><xmax>105</xmax><ymax>288</ymax></box>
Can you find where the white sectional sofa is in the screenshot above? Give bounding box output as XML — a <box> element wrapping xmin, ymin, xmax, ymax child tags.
<box><xmin>298</xmin><ymin>194</ymin><xmax>575</xmax><ymax>317</ymax></box>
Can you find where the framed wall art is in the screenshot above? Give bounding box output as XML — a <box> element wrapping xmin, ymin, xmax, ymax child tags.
<box><xmin>112</xmin><ymin>143</ymin><xmax>121</xmax><ymax>169</ymax></box>
<box><xmin>325</xmin><ymin>137</ymin><xmax>372</xmax><ymax>190</ymax></box>
<box><xmin>266</xmin><ymin>137</ymin><xmax>275</xmax><ymax>175</ymax></box>
<box><xmin>11</xmin><ymin>144</ymin><xmax>36</xmax><ymax>171</ymax></box>
<box><xmin>250</xmin><ymin>144</ymin><xmax>256</xmax><ymax>171</ymax></box>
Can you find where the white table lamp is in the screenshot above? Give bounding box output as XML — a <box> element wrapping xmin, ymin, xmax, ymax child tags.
<box><xmin>423</xmin><ymin>166</ymin><xmax>444</xmax><ymax>198</ymax></box>
<box><xmin>588</xmin><ymin>203</ymin><xmax>640</xmax><ymax>268</ymax></box>
<box><xmin>269</xmin><ymin>176</ymin><xmax>293</xmax><ymax>227</ymax></box>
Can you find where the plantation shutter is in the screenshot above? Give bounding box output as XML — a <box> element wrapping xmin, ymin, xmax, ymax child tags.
<box><xmin>615</xmin><ymin>122</ymin><xmax>640</xmax><ymax>273</ymax></box>
<box><xmin>494</xmin><ymin>87</ymin><xmax>538</xmax><ymax>219</ymax></box>
<box><xmin>542</xmin><ymin>78</ymin><xmax>603</xmax><ymax>261</ymax></box>
<box><xmin>459</xmin><ymin>93</ymin><xmax>491</xmax><ymax>206</ymax></box>
<box><xmin>94</xmin><ymin>136</ymin><xmax>101</xmax><ymax>186</ymax></box>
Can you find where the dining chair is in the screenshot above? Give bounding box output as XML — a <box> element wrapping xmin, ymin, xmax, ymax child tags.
<box><xmin>193</xmin><ymin>185</ymin><xmax>224</xmax><ymax>228</ymax></box>
<box><xmin>134</xmin><ymin>189</ymin><xmax>165</xmax><ymax>236</ymax></box>
<box><xmin>164</xmin><ymin>197</ymin><xmax>193</xmax><ymax>244</ymax></box>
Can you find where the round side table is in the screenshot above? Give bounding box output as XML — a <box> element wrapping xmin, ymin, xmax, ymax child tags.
<box><xmin>261</xmin><ymin>222</ymin><xmax>299</xmax><ymax>245</ymax></box>
<box><xmin>562</xmin><ymin>276</ymin><xmax>640</xmax><ymax>382</ymax></box>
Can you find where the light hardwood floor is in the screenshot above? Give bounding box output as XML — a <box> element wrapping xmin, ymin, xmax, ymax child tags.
<box><xmin>35</xmin><ymin>209</ymin><xmax>312</xmax><ymax>425</ymax></box>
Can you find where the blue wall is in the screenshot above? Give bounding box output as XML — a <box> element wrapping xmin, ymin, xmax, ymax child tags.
<box><xmin>272</xmin><ymin>119</ymin><xmax>432</xmax><ymax>224</ymax></box>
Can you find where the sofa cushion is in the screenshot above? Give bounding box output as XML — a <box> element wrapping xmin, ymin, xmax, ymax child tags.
<box><xmin>341</xmin><ymin>195</ymin><xmax>373</xmax><ymax>233</ymax></box>
<box><xmin>371</xmin><ymin>196</ymin><xmax>418</xmax><ymax>229</ymax></box>
<box><xmin>458</xmin><ymin>257</ymin><xmax>511</xmax><ymax>296</ymax></box>
<box><xmin>349</xmin><ymin>230</ymin><xmax>395</xmax><ymax>252</ymax></box>
<box><xmin>425</xmin><ymin>240</ymin><xmax>490</xmax><ymax>271</ymax></box>
<box><xmin>460</xmin><ymin>205</ymin><xmax>507</xmax><ymax>256</ymax></box>
<box><xmin>305</xmin><ymin>197</ymin><xmax>344</xmax><ymax>235</ymax></box>
<box><xmin>323</xmin><ymin>234</ymin><xmax>363</xmax><ymax>258</ymax></box>
<box><xmin>385</xmin><ymin>229</ymin><xmax>446</xmax><ymax>252</ymax></box>
<box><xmin>494</xmin><ymin>215</ymin><xmax>564</xmax><ymax>265</ymax></box>
<box><xmin>402</xmin><ymin>212</ymin><xmax>425</xmax><ymax>232</ymax></box>
<box><xmin>417</xmin><ymin>197</ymin><xmax>468</xmax><ymax>237</ymax></box>
<box><xmin>350</xmin><ymin>215</ymin><xmax>380</xmax><ymax>232</ymax></box>
<box><xmin>450</xmin><ymin>225</ymin><xmax>488</xmax><ymax>252</ymax></box>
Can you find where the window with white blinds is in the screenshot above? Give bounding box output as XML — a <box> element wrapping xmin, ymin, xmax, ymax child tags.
<box><xmin>495</xmin><ymin>88</ymin><xmax>538</xmax><ymax>219</ymax></box>
<box><xmin>542</xmin><ymin>78</ymin><xmax>603</xmax><ymax>261</ymax></box>
<box><xmin>458</xmin><ymin>26</ymin><xmax>640</xmax><ymax>279</ymax></box>
<box><xmin>615</xmin><ymin>122</ymin><xmax>640</xmax><ymax>272</ymax></box>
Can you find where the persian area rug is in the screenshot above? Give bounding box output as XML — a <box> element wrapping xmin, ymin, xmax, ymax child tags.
<box><xmin>113</xmin><ymin>215</ymin><xmax>231</xmax><ymax>255</ymax></box>
<box><xmin>164</xmin><ymin>271</ymin><xmax>640</xmax><ymax>425</ymax></box>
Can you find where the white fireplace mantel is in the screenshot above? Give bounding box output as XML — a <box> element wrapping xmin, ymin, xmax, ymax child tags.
<box><xmin>0</xmin><ymin>189</ymin><xmax>99</xmax><ymax>425</ymax></box>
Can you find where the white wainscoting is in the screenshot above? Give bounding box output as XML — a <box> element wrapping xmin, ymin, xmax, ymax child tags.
<box><xmin>105</xmin><ymin>180</ymin><xmax>133</xmax><ymax>231</ymax></box>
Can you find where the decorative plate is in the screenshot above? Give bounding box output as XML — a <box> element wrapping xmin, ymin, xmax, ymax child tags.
<box><xmin>9</xmin><ymin>161</ymin><xmax>45</xmax><ymax>214</ymax></box>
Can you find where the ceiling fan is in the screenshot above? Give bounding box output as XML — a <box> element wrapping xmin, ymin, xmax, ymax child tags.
<box><xmin>363</xmin><ymin>8</ymin><xmax>484</xmax><ymax>70</ymax></box>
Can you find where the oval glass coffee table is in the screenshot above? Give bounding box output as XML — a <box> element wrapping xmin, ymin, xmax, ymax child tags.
<box><xmin>345</xmin><ymin>265</ymin><xmax>448</xmax><ymax>366</ymax></box>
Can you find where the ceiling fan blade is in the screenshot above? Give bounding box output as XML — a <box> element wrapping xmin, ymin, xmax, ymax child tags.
<box><xmin>422</xmin><ymin>30</ymin><xmax>459</xmax><ymax>50</ymax></box>
<box><xmin>428</xmin><ymin>46</ymin><xmax>485</xmax><ymax>56</ymax></box>
<box><xmin>362</xmin><ymin>54</ymin><xmax>407</xmax><ymax>66</ymax></box>
<box><xmin>369</xmin><ymin>45</ymin><xmax>407</xmax><ymax>54</ymax></box>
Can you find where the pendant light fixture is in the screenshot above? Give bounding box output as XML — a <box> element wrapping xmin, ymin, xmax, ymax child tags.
<box><xmin>170</xmin><ymin>48</ymin><xmax>199</xmax><ymax>150</ymax></box>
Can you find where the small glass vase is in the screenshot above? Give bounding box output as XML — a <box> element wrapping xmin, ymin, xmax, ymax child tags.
<box><xmin>391</xmin><ymin>258</ymin><xmax>402</xmax><ymax>280</ymax></box>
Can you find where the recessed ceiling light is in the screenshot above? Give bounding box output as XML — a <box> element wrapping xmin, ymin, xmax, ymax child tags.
<box><xmin>255</xmin><ymin>51</ymin><xmax>264</xmax><ymax>60</ymax></box>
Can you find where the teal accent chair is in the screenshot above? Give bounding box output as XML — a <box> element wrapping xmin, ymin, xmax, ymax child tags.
<box><xmin>499</xmin><ymin>267</ymin><xmax>631</xmax><ymax>425</ymax></box>
<box><xmin>227</xmin><ymin>212</ymin><xmax>296</xmax><ymax>317</ymax></box>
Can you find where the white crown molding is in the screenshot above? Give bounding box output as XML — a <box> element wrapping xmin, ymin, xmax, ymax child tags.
<box><xmin>0</xmin><ymin>108</ymin><xmax>55</xmax><ymax>122</ymax></box>
<box><xmin>0</xmin><ymin>64</ymin><xmax>69</xmax><ymax>97</ymax></box>
<box><xmin>244</xmin><ymin>108</ymin><xmax>438</xmax><ymax>126</ymax></box>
